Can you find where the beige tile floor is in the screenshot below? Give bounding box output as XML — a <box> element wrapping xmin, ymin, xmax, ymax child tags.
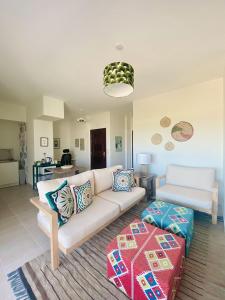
<box><xmin>0</xmin><ymin>184</ymin><xmax>50</xmax><ymax>300</ymax></box>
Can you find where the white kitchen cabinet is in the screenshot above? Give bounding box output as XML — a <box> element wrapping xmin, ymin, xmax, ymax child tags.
<box><xmin>0</xmin><ymin>161</ymin><xmax>19</xmax><ymax>188</ymax></box>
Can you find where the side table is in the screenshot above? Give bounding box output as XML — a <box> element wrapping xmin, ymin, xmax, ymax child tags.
<box><xmin>135</xmin><ymin>173</ymin><xmax>156</xmax><ymax>201</ymax></box>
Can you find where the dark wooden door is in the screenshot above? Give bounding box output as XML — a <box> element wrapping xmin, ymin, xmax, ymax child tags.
<box><xmin>90</xmin><ymin>128</ymin><xmax>106</xmax><ymax>169</ymax></box>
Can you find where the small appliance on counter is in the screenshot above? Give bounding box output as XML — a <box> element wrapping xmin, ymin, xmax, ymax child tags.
<box><xmin>60</xmin><ymin>149</ymin><xmax>72</xmax><ymax>166</ymax></box>
<box><xmin>32</xmin><ymin>153</ymin><xmax>60</xmax><ymax>189</ymax></box>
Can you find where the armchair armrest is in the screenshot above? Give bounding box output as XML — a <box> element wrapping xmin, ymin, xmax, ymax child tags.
<box><xmin>211</xmin><ymin>182</ymin><xmax>219</xmax><ymax>224</ymax></box>
<box><xmin>156</xmin><ymin>175</ymin><xmax>166</xmax><ymax>189</ymax></box>
<box><xmin>30</xmin><ymin>197</ymin><xmax>59</xmax><ymax>270</ymax></box>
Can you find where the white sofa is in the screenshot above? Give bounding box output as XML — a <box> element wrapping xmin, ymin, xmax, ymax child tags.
<box><xmin>156</xmin><ymin>164</ymin><xmax>218</xmax><ymax>224</ymax></box>
<box><xmin>31</xmin><ymin>165</ymin><xmax>145</xmax><ymax>270</ymax></box>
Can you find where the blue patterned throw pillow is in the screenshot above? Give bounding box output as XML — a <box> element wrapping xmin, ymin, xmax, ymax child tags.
<box><xmin>112</xmin><ymin>170</ymin><xmax>132</xmax><ymax>192</ymax></box>
<box><xmin>117</xmin><ymin>168</ymin><xmax>136</xmax><ymax>187</ymax></box>
<box><xmin>46</xmin><ymin>180</ymin><xmax>74</xmax><ymax>227</ymax></box>
<box><xmin>70</xmin><ymin>180</ymin><xmax>93</xmax><ymax>214</ymax></box>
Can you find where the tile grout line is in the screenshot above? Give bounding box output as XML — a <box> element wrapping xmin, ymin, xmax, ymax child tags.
<box><xmin>5</xmin><ymin>197</ymin><xmax>45</xmax><ymax>255</ymax></box>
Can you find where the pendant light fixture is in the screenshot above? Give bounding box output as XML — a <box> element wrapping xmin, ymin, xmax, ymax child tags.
<box><xmin>103</xmin><ymin>45</ymin><xmax>134</xmax><ymax>97</ymax></box>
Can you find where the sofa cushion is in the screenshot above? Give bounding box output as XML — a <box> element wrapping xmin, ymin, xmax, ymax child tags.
<box><xmin>37</xmin><ymin>196</ymin><xmax>120</xmax><ymax>249</ymax></box>
<box><xmin>112</xmin><ymin>170</ymin><xmax>132</xmax><ymax>192</ymax></box>
<box><xmin>98</xmin><ymin>187</ymin><xmax>145</xmax><ymax>211</ymax></box>
<box><xmin>156</xmin><ymin>184</ymin><xmax>212</xmax><ymax>212</ymax></box>
<box><xmin>46</xmin><ymin>180</ymin><xmax>74</xmax><ymax>227</ymax></box>
<box><xmin>70</xmin><ymin>180</ymin><xmax>93</xmax><ymax>214</ymax></box>
<box><xmin>166</xmin><ymin>165</ymin><xmax>215</xmax><ymax>192</ymax></box>
<box><xmin>93</xmin><ymin>165</ymin><xmax>123</xmax><ymax>194</ymax></box>
<box><xmin>37</xmin><ymin>170</ymin><xmax>94</xmax><ymax>203</ymax></box>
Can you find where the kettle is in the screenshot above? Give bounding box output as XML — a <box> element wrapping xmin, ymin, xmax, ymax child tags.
<box><xmin>46</xmin><ymin>157</ymin><xmax>52</xmax><ymax>164</ymax></box>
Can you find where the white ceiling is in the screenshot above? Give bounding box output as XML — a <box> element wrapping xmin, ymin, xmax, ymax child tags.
<box><xmin>0</xmin><ymin>0</ymin><xmax>225</xmax><ymax>114</ymax></box>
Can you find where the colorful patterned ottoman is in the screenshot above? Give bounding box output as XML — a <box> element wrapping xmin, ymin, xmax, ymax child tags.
<box><xmin>106</xmin><ymin>219</ymin><xmax>185</xmax><ymax>300</ymax></box>
<box><xmin>141</xmin><ymin>200</ymin><xmax>194</xmax><ymax>256</ymax></box>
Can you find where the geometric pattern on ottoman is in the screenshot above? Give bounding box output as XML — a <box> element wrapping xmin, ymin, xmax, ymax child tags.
<box><xmin>109</xmin><ymin>276</ymin><xmax>127</xmax><ymax>295</ymax></box>
<box><xmin>141</xmin><ymin>200</ymin><xmax>194</xmax><ymax>256</ymax></box>
<box><xmin>173</xmin><ymin>206</ymin><xmax>190</xmax><ymax>215</ymax></box>
<box><xmin>155</xmin><ymin>234</ymin><xmax>181</xmax><ymax>251</ymax></box>
<box><xmin>117</xmin><ymin>234</ymin><xmax>137</xmax><ymax>250</ymax></box>
<box><xmin>145</xmin><ymin>249</ymin><xmax>173</xmax><ymax>271</ymax></box>
<box><xmin>169</xmin><ymin>215</ymin><xmax>188</xmax><ymax>224</ymax></box>
<box><xmin>136</xmin><ymin>271</ymin><xmax>166</xmax><ymax>300</ymax></box>
<box><xmin>106</xmin><ymin>218</ymin><xmax>185</xmax><ymax>300</ymax></box>
<box><xmin>107</xmin><ymin>249</ymin><xmax>128</xmax><ymax>276</ymax></box>
<box><xmin>130</xmin><ymin>221</ymin><xmax>149</xmax><ymax>235</ymax></box>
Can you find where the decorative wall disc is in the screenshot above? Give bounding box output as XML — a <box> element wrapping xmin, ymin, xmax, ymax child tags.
<box><xmin>160</xmin><ymin>116</ymin><xmax>171</xmax><ymax>128</ymax></box>
<box><xmin>165</xmin><ymin>142</ymin><xmax>175</xmax><ymax>151</ymax></box>
<box><xmin>171</xmin><ymin>121</ymin><xmax>193</xmax><ymax>142</ymax></box>
<box><xmin>151</xmin><ymin>133</ymin><xmax>162</xmax><ymax>145</ymax></box>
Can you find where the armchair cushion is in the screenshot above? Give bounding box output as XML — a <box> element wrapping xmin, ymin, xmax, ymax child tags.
<box><xmin>156</xmin><ymin>184</ymin><xmax>212</xmax><ymax>212</ymax></box>
<box><xmin>166</xmin><ymin>165</ymin><xmax>215</xmax><ymax>192</ymax></box>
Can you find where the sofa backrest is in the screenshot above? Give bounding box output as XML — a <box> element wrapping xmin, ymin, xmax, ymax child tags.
<box><xmin>93</xmin><ymin>165</ymin><xmax>123</xmax><ymax>194</ymax></box>
<box><xmin>166</xmin><ymin>164</ymin><xmax>215</xmax><ymax>192</ymax></box>
<box><xmin>37</xmin><ymin>170</ymin><xmax>95</xmax><ymax>203</ymax></box>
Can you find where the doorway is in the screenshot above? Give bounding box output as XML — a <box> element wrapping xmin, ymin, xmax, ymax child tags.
<box><xmin>90</xmin><ymin>128</ymin><xmax>106</xmax><ymax>169</ymax></box>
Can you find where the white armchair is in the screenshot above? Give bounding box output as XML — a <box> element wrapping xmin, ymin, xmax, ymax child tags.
<box><xmin>156</xmin><ymin>165</ymin><xmax>218</xmax><ymax>224</ymax></box>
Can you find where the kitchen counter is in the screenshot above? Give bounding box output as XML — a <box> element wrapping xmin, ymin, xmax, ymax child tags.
<box><xmin>0</xmin><ymin>160</ymin><xmax>19</xmax><ymax>188</ymax></box>
<box><xmin>0</xmin><ymin>159</ymin><xmax>18</xmax><ymax>163</ymax></box>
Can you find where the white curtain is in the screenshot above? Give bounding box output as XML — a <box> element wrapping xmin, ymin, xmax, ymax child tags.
<box><xmin>19</xmin><ymin>122</ymin><xmax>27</xmax><ymax>182</ymax></box>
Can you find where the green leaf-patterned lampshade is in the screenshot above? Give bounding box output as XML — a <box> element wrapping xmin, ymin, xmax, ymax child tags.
<box><xmin>103</xmin><ymin>62</ymin><xmax>134</xmax><ymax>97</ymax></box>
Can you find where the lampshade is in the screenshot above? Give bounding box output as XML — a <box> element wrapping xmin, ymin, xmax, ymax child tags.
<box><xmin>136</xmin><ymin>153</ymin><xmax>152</xmax><ymax>165</ymax></box>
<box><xmin>103</xmin><ymin>62</ymin><xmax>134</xmax><ymax>97</ymax></box>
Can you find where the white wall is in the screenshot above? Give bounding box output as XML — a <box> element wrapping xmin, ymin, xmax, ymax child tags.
<box><xmin>110</xmin><ymin>110</ymin><xmax>125</xmax><ymax>167</ymax></box>
<box><xmin>70</xmin><ymin>109</ymin><xmax>133</xmax><ymax>170</ymax></box>
<box><xmin>133</xmin><ymin>78</ymin><xmax>224</xmax><ymax>214</ymax></box>
<box><xmin>125</xmin><ymin>111</ymin><xmax>133</xmax><ymax>169</ymax></box>
<box><xmin>26</xmin><ymin>98</ymin><xmax>63</xmax><ymax>184</ymax></box>
<box><xmin>71</xmin><ymin>111</ymin><xmax>111</xmax><ymax>170</ymax></box>
<box><xmin>0</xmin><ymin>119</ymin><xmax>20</xmax><ymax>160</ymax></box>
<box><xmin>26</xmin><ymin>101</ymin><xmax>44</xmax><ymax>184</ymax></box>
<box><xmin>33</xmin><ymin>119</ymin><xmax>53</xmax><ymax>161</ymax></box>
<box><xmin>110</xmin><ymin>108</ymin><xmax>133</xmax><ymax>168</ymax></box>
<box><xmin>223</xmin><ymin>74</ymin><xmax>225</xmax><ymax>226</ymax></box>
<box><xmin>53</xmin><ymin>118</ymin><xmax>72</xmax><ymax>160</ymax></box>
<box><xmin>0</xmin><ymin>101</ymin><xmax>26</xmax><ymax>122</ymax></box>
<box><xmin>42</xmin><ymin>96</ymin><xmax>64</xmax><ymax>120</ymax></box>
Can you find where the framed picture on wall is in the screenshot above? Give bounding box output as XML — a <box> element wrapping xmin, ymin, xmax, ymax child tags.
<box><xmin>115</xmin><ymin>136</ymin><xmax>122</xmax><ymax>152</ymax></box>
<box><xmin>80</xmin><ymin>138</ymin><xmax>85</xmax><ymax>151</ymax></box>
<box><xmin>40</xmin><ymin>137</ymin><xmax>48</xmax><ymax>147</ymax></box>
<box><xmin>75</xmin><ymin>138</ymin><xmax>79</xmax><ymax>148</ymax></box>
<box><xmin>53</xmin><ymin>138</ymin><xmax>60</xmax><ymax>149</ymax></box>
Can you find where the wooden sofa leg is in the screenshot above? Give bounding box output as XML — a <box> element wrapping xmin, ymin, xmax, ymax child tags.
<box><xmin>50</xmin><ymin>214</ymin><xmax>59</xmax><ymax>270</ymax></box>
<box><xmin>212</xmin><ymin>213</ymin><xmax>217</xmax><ymax>225</ymax></box>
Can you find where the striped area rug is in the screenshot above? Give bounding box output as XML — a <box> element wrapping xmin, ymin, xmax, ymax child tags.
<box><xmin>8</xmin><ymin>202</ymin><xmax>225</xmax><ymax>300</ymax></box>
